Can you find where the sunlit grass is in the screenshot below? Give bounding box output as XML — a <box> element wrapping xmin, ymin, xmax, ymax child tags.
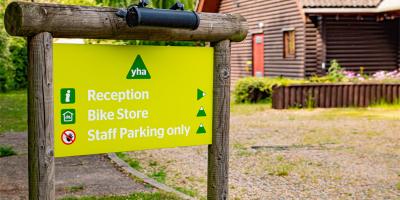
<box><xmin>0</xmin><ymin>90</ymin><xmax>27</xmax><ymax>133</ymax></box>
<box><xmin>231</xmin><ymin>101</ymin><xmax>399</xmax><ymax>120</ymax></box>
<box><xmin>231</xmin><ymin>103</ymin><xmax>271</xmax><ymax>115</ymax></box>
<box><xmin>318</xmin><ymin>107</ymin><xmax>400</xmax><ymax>120</ymax></box>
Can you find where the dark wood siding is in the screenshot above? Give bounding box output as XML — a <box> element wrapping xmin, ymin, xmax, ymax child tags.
<box><xmin>272</xmin><ymin>83</ymin><xmax>400</xmax><ymax>109</ymax></box>
<box><xmin>219</xmin><ymin>0</ymin><xmax>306</xmax><ymax>86</ymax></box>
<box><xmin>305</xmin><ymin>16</ymin><xmax>318</xmax><ymax>76</ymax></box>
<box><xmin>305</xmin><ymin>16</ymin><xmax>326</xmax><ymax>77</ymax></box>
<box><xmin>325</xmin><ymin>16</ymin><xmax>399</xmax><ymax>73</ymax></box>
<box><xmin>398</xmin><ymin>19</ymin><xmax>400</xmax><ymax>69</ymax></box>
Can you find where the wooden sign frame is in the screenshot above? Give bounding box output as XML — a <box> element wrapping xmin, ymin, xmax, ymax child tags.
<box><xmin>4</xmin><ymin>2</ymin><xmax>248</xmax><ymax>199</ymax></box>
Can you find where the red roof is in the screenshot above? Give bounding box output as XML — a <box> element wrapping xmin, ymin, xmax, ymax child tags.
<box><xmin>197</xmin><ymin>0</ymin><xmax>384</xmax><ymax>12</ymax></box>
<box><xmin>196</xmin><ymin>0</ymin><xmax>221</xmax><ymax>12</ymax></box>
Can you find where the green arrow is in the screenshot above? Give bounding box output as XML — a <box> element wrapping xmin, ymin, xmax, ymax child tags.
<box><xmin>126</xmin><ymin>55</ymin><xmax>151</xmax><ymax>80</ymax></box>
<box><xmin>197</xmin><ymin>89</ymin><xmax>206</xmax><ymax>100</ymax></box>
<box><xmin>197</xmin><ymin>106</ymin><xmax>206</xmax><ymax>117</ymax></box>
<box><xmin>196</xmin><ymin>123</ymin><xmax>206</xmax><ymax>134</ymax></box>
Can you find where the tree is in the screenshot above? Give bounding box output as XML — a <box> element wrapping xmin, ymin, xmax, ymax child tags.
<box><xmin>94</xmin><ymin>0</ymin><xmax>196</xmax><ymax>9</ymax></box>
<box><xmin>0</xmin><ymin>0</ymin><xmax>16</xmax><ymax>92</ymax></box>
<box><xmin>0</xmin><ymin>0</ymin><xmax>198</xmax><ymax>92</ymax></box>
<box><xmin>152</xmin><ymin>0</ymin><xmax>195</xmax><ymax>10</ymax></box>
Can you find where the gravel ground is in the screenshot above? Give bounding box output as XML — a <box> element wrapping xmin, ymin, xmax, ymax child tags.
<box><xmin>0</xmin><ymin>133</ymin><xmax>152</xmax><ymax>200</ymax></box>
<box><xmin>125</xmin><ymin>106</ymin><xmax>400</xmax><ymax>199</ymax></box>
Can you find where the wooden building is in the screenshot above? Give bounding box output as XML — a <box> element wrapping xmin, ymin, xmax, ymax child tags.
<box><xmin>197</xmin><ymin>0</ymin><xmax>400</xmax><ymax>85</ymax></box>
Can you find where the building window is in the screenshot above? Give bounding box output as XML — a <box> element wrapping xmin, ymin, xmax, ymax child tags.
<box><xmin>283</xmin><ymin>30</ymin><xmax>295</xmax><ymax>58</ymax></box>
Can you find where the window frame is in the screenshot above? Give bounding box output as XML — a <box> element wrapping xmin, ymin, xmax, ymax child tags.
<box><xmin>283</xmin><ymin>29</ymin><xmax>296</xmax><ymax>58</ymax></box>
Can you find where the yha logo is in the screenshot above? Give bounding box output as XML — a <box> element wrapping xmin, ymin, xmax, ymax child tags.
<box><xmin>126</xmin><ymin>55</ymin><xmax>151</xmax><ymax>79</ymax></box>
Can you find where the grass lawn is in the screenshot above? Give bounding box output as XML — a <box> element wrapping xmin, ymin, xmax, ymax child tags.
<box><xmin>1</xmin><ymin>90</ymin><xmax>400</xmax><ymax>199</ymax></box>
<box><xmin>1</xmin><ymin>90</ymin><xmax>398</xmax><ymax>134</ymax></box>
<box><xmin>0</xmin><ymin>90</ymin><xmax>27</xmax><ymax>133</ymax></box>
<box><xmin>231</xmin><ymin>102</ymin><xmax>400</xmax><ymax>120</ymax></box>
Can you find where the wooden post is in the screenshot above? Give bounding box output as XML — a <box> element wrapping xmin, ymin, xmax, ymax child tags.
<box><xmin>5</xmin><ymin>2</ymin><xmax>247</xmax><ymax>42</ymax></box>
<box><xmin>3</xmin><ymin>2</ymin><xmax>248</xmax><ymax>199</ymax></box>
<box><xmin>208</xmin><ymin>40</ymin><xmax>231</xmax><ymax>200</ymax></box>
<box><xmin>28</xmin><ymin>32</ymin><xmax>55</xmax><ymax>200</ymax></box>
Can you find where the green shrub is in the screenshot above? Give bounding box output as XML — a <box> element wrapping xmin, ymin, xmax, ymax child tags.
<box><xmin>0</xmin><ymin>26</ymin><xmax>12</xmax><ymax>92</ymax></box>
<box><xmin>0</xmin><ymin>145</ymin><xmax>17</xmax><ymax>157</ymax></box>
<box><xmin>9</xmin><ymin>38</ymin><xmax>28</xmax><ymax>90</ymax></box>
<box><xmin>233</xmin><ymin>77</ymin><xmax>304</xmax><ymax>103</ymax></box>
<box><xmin>233</xmin><ymin>78</ymin><xmax>268</xmax><ymax>103</ymax></box>
<box><xmin>327</xmin><ymin>59</ymin><xmax>345</xmax><ymax>82</ymax></box>
<box><xmin>0</xmin><ymin>38</ymin><xmax>28</xmax><ymax>92</ymax></box>
<box><xmin>0</xmin><ymin>2</ymin><xmax>28</xmax><ymax>92</ymax></box>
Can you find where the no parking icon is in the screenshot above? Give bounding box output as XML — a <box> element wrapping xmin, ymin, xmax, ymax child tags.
<box><xmin>61</xmin><ymin>129</ymin><xmax>76</xmax><ymax>145</ymax></box>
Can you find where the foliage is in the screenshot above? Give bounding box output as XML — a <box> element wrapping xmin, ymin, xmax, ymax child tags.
<box><xmin>116</xmin><ymin>152</ymin><xmax>142</xmax><ymax>170</ymax></box>
<box><xmin>91</xmin><ymin>0</ymin><xmax>199</xmax><ymax>46</ymax></box>
<box><xmin>0</xmin><ymin>145</ymin><xmax>17</xmax><ymax>157</ymax></box>
<box><xmin>174</xmin><ymin>186</ymin><xmax>197</xmax><ymax>197</ymax></box>
<box><xmin>322</xmin><ymin>60</ymin><xmax>400</xmax><ymax>83</ymax></box>
<box><xmin>127</xmin><ymin>158</ymin><xmax>142</xmax><ymax>170</ymax></box>
<box><xmin>233</xmin><ymin>77</ymin><xmax>305</xmax><ymax>103</ymax></box>
<box><xmin>0</xmin><ymin>30</ymin><xmax>12</xmax><ymax>92</ymax></box>
<box><xmin>0</xmin><ymin>0</ymin><xmax>198</xmax><ymax>92</ymax></box>
<box><xmin>95</xmin><ymin>0</ymin><xmax>137</xmax><ymax>8</ymax></box>
<box><xmin>0</xmin><ymin>0</ymin><xmax>12</xmax><ymax>92</ymax></box>
<box><xmin>0</xmin><ymin>0</ymin><xmax>28</xmax><ymax>92</ymax></box>
<box><xmin>30</xmin><ymin>0</ymin><xmax>95</xmax><ymax>5</ymax></box>
<box><xmin>234</xmin><ymin>60</ymin><xmax>400</xmax><ymax>104</ymax></box>
<box><xmin>369</xmin><ymin>98</ymin><xmax>400</xmax><ymax>109</ymax></box>
<box><xmin>8</xmin><ymin>38</ymin><xmax>28</xmax><ymax>89</ymax></box>
<box><xmin>94</xmin><ymin>0</ymin><xmax>195</xmax><ymax>9</ymax></box>
<box><xmin>150</xmin><ymin>168</ymin><xmax>167</xmax><ymax>183</ymax></box>
<box><xmin>0</xmin><ymin>37</ymin><xmax>27</xmax><ymax>92</ymax></box>
<box><xmin>327</xmin><ymin>59</ymin><xmax>345</xmax><ymax>82</ymax></box>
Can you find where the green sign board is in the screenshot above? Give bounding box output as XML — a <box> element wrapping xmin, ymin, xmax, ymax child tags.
<box><xmin>54</xmin><ymin>44</ymin><xmax>213</xmax><ymax>157</ymax></box>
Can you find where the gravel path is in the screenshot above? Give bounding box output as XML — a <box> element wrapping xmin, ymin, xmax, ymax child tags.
<box><xmin>0</xmin><ymin>133</ymin><xmax>152</xmax><ymax>200</ymax></box>
<box><xmin>125</xmin><ymin>107</ymin><xmax>400</xmax><ymax>199</ymax></box>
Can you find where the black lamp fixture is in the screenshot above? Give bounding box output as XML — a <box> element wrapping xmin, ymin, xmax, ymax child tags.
<box><xmin>116</xmin><ymin>0</ymin><xmax>200</xmax><ymax>30</ymax></box>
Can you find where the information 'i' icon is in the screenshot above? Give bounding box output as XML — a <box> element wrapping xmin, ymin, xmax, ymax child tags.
<box><xmin>61</xmin><ymin>88</ymin><xmax>75</xmax><ymax>104</ymax></box>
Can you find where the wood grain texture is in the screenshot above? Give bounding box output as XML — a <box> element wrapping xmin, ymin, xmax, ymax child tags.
<box><xmin>325</xmin><ymin>16</ymin><xmax>399</xmax><ymax>73</ymax></box>
<box><xmin>28</xmin><ymin>32</ymin><xmax>54</xmax><ymax>200</ymax></box>
<box><xmin>219</xmin><ymin>0</ymin><xmax>306</xmax><ymax>85</ymax></box>
<box><xmin>5</xmin><ymin>2</ymin><xmax>248</xmax><ymax>42</ymax></box>
<box><xmin>272</xmin><ymin>84</ymin><xmax>400</xmax><ymax>109</ymax></box>
<box><xmin>208</xmin><ymin>40</ymin><xmax>230</xmax><ymax>200</ymax></box>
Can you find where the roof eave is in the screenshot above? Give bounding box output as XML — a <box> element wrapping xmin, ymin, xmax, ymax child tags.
<box><xmin>303</xmin><ymin>8</ymin><xmax>379</xmax><ymax>14</ymax></box>
<box><xmin>377</xmin><ymin>0</ymin><xmax>400</xmax><ymax>12</ymax></box>
<box><xmin>304</xmin><ymin>0</ymin><xmax>400</xmax><ymax>14</ymax></box>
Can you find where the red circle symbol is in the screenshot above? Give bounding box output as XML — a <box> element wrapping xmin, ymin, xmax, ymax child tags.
<box><xmin>61</xmin><ymin>129</ymin><xmax>76</xmax><ymax>145</ymax></box>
